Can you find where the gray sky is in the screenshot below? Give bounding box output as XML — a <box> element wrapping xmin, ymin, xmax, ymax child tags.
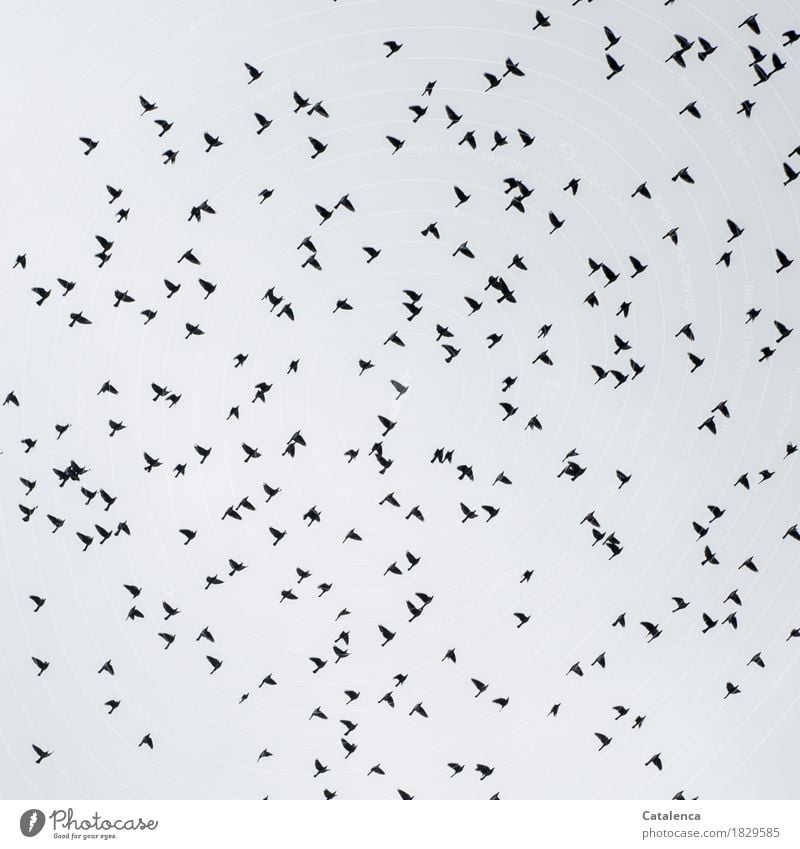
<box><xmin>1</xmin><ymin>0</ymin><xmax>800</xmax><ymax>800</ymax></box>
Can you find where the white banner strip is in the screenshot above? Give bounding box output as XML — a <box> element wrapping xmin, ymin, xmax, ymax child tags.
<box><xmin>2</xmin><ymin>800</ymin><xmax>799</xmax><ymax>848</ymax></box>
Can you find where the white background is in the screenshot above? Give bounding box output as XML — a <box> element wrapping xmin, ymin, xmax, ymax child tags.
<box><xmin>1</xmin><ymin>0</ymin><xmax>800</xmax><ymax>800</ymax></box>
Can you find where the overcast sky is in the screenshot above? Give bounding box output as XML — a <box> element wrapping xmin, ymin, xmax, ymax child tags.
<box><xmin>1</xmin><ymin>0</ymin><xmax>799</xmax><ymax>801</ymax></box>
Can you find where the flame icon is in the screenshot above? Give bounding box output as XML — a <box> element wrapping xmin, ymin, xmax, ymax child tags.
<box><xmin>19</xmin><ymin>809</ymin><xmax>45</xmax><ymax>837</ymax></box>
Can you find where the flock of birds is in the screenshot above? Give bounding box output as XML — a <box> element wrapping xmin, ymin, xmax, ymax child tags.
<box><xmin>6</xmin><ymin>3</ymin><xmax>800</xmax><ymax>800</ymax></box>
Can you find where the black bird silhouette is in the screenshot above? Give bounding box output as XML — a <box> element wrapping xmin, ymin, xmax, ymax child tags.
<box><xmin>32</xmin><ymin>744</ymin><xmax>52</xmax><ymax>764</ymax></box>
<box><xmin>308</xmin><ymin>136</ymin><xmax>327</xmax><ymax>159</ymax></box>
<box><xmin>595</xmin><ymin>733</ymin><xmax>612</xmax><ymax>751</ymax></box>
<box><xmin>31</xmin><ymin>656</ymin><xmax>49</xmax><ymax>676</ymax></box>
<box><xmin>680</xmin><ymin>101</ymin><xmax>701</xmax><ymax>119</ymax></box>
<box><xmin>641</xmin><ymin>621</ymin><xmax>662</xmax><ymax>642</ymax></box>
<box><xmin>444</xmin><ymin>105</ymin><xmax>462</xmax><ymax>128</ymax></box>
<box><xmin>203</xmin><ymin>132</ymin><xmax>222</xmax><ymax>152</ymax></box>
<box><xmin>701</xmin><ymin>613</ymin><xmax>717</xmax><ymax>633</ymax></box>
<box><xmin>646</xmin><ymin>753</ymin><xmax>663</xmax><ymax>771</ymax></box>
<box><xmin>532</xmin><ymin>10</ymin><xmax>550</xmax><ymax>30</ymax></box>
<box><xmin>384</xmin><ymin>40</ymin><xmax>402</xmax><ymax>57</ymax></box>
<box><xmin>79</xmin><ymin>136</ymin><xmax>99</xmax><ymax>154</ymax></box>
<box><xmin>606</xmin><ymin>54</ymin><xmax>624</xmax><ymax>79</ymax></box>
<box><xmin>244</xmin><ymin>62</ymin><xmax>262</xmax><ymax>83</ymax></box>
